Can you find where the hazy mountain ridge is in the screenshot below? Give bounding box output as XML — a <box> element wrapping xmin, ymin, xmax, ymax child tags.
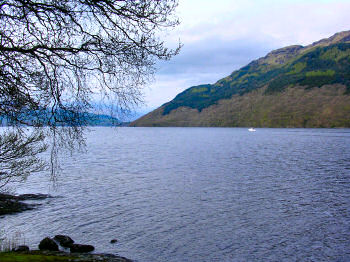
<box><xmin>131</xmin><ymin>31</ymin><xmax>350</xmax><ymax>127</ymax></box>
<box><xmin>0</xmin><ymin>111</ymin><xmax>121</xmax><ymax>126</ymax></box>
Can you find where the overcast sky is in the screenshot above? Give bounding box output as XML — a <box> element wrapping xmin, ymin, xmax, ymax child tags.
<box><xmin>138</xmin><ymin>0</ymin><xmax>350</xmax><ymax>112</ymax></box>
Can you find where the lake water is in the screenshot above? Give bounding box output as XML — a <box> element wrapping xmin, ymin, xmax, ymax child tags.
<box><xmin>1</xmin><ymin>127</ymin><xmax>350</xmax><ymax>261</ymax></box>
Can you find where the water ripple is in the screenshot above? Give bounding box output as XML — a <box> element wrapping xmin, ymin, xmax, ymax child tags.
<box><xmin>2</xmin><ymin>127</ymin><xmax>350</xmax><ymax>262</ymax></box>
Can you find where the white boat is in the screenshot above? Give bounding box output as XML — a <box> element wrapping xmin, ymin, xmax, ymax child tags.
<box><xmin>248</xmin><ymin>128</ymin><xmax>256</xmax><ymax>132</ymax></box>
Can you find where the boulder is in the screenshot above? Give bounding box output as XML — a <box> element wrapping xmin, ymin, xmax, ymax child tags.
<box><xmin>54</xmin><ymin>235</ymin><xmax>74</xmax><ymax>248</ymax></box>
<box><xmin>12</xmin><ymin>245</ymin><xmax>30</xmax><ymax>252</ymax></box>
<box><xmin>38</xmin><ymin>237</ymin><xmax>59</xmax><ymax>251</ymax></box>
<box><xmin>70</xmin><ymin>243</ymin><xmax>95</xmax><ymax>253</ymax></box>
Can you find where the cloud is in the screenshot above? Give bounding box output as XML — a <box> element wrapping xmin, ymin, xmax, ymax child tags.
<box><xmin>141</xmin><ymin>36</ymin><xmax>278</xmax><ymax>108</ymax></box>
<box><xmin>174</xmin><ymin>0</ymin><xmax>350</xmax><ymax>46</ymax></box>
<box><xmin>157</xmin><ymin>37</ymin><xmax>277</xmax><ymax>75</ymax></box>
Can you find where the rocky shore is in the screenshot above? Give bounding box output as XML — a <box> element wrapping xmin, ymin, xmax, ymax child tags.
<box><xmin>0</xmin><ymin>193</ymin><xmax>52</xmax><ymax>215</ymax></box>
<box><xmin>0</xmin><ymin>250</ymin><xmax>132</xmax><ymax>262</ymax></box>
<box><xmin>1</xmin><ymin>196</ymin><xmax>133</xmax><ymax>261</ymax></box>
<box><xmin>2</xmin><ymin>235</ymin><xmax>132</xmax><ymax>262</ymax></box>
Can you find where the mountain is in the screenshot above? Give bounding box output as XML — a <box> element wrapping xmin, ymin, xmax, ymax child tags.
<box><xmin>78</xmin><ymin>112</ymin><xmax>121</xmax><ymax>126</ymax></box>
<box><xmin>0</xmin><ymin>111</ymin><xmax>121</xmax><ymax>126</ymax></box>
<box><xmin>131</xmin><ymin>31</ymin><xmax>350</xmax><ymax>127</ymax></box>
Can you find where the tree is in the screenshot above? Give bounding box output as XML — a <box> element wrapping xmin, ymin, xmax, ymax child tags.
<box><xmin>0</xmin><ymin>0</ymin><xmax>180</xmax><ymax>187</ymax></box>
<box><xmin>0</xmin><ymin>129</ymin><xmax>47</xmax><ymax>189</ymax></box>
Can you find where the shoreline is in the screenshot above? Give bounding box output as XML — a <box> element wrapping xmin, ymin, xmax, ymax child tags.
<box><xmin>0</xmin><ymin>196</ymin><xmax>134</xmax><ymax>261</ymax></box>
<box><xmin>0</xmin><ymin>193</ymin><xmax>52</xmax><ymax>216</ymax></box>
<box><xmin>0</xmin><ymin>250</ymin><xmax>132</xmax><ymax>262</ymax></box>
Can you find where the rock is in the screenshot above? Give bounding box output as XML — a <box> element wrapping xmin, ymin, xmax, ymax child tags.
<box><xmin>38</xmin><ymin>237</ymin><xmax>59</xmax><ymax>251</ymax></box>
<box><xmin>17</xmin><ymin>193</ymin><xmax>51</xmax><ymax>200</ymax></box>
<box><xmin>0</xmin><ymin>193</ymin><xmax>50</xmax><ymax>216</ymax></box>
<box><xmin>12</xmin><ymin>245</ymin><xmax>30</xmax><ymax>252</ymax></box>
<box><xmin>110</xmin><ymin>239</ymin><xmax>118</xmax><ymax>244</ymax></box>
<box><xmin>0</xmin><ymin>198</ymin><xmax>34</xmax><ymax>216</ymax></box>
<box><xmin>70</xmin><ymin>243</ymin><xmax>95</xmax><ymax>253</ymax></box>
<box><xmin>54</xmin><ymin>235</ymin><xmax>74</xmax><ymax>248</ymax></box>
<box><xmin>0</xmin><ymin>193</ymin><xmax>18</xmax><ymax>200</ymax></box>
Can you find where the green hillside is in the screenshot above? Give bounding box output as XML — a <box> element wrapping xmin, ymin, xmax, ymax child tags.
<box><xmin>163</xmin><ymin>43</ymin><xmax>350</xmax><ymax>115</ymax></box>
<box><xmin>131</xmin><ymin>31</ymin><xmax>350</xmax><ymax>127</ymax></box>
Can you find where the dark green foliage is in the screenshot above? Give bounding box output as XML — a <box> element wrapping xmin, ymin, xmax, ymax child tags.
<box><xmin>163</xmin><ymin>43</ymin><xmax>350</xmax><ymax>115</ymax></box>
<box><xmin>163</xmin><ymin>84</ymin><xmax>214</xmax><ymax>114</ymax></box>
<box><xmin>266</xmin><ymin>44</ymin><xmax>350</xmax><ymax>94</ymax></box>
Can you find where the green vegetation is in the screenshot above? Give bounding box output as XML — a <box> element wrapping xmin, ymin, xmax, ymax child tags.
<box><xmin>0</xmin><ymin>251</ymin><xmax>129</xmax><ymax>262</ymax></box>
<box><xmin>265</xmin><ymin>43</ymin><xmax>350</xmax><ymax>94</ymax></box>
<box><xmin>0</xmin><ymin>252</ymin><xmax>75</xmax><ymax>262</ymax></box>
<box><xmin>191</xmin><ymin>87</ymin><xmax>208</xmax><ymax>93</ymax></box>
<box><xmin>305</xmin><ymin>70</ymin><xmax>335</xmax><ymax>77</ymax></box>
<box><xmin>320</xmin><ymin>46</ymin><xmax>350</xmax><ymax>61</ymax></box>
<box><xmin>162</xmin><ymin>42</ymin><xmax>350</xmax><ymax>115</ymax></box>
<box><xmin>131</xmin><ymin>85</ymin><xmax>350</xmax><ymax>128</ymax></box>
<box><xmin>287</xmin><ymin>62</ymin><xmax>306</xmax><ymax>75</ymax></box>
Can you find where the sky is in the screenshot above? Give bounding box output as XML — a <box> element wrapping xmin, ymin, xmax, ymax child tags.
<box><xmin>138</xmin><ymin>0</ymin><xmax>350</xmax><ymax>113</ymax></box>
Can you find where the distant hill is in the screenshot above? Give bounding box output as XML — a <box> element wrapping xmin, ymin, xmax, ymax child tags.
<box><xmin>79</xmin><ymin>112</ymin><xmax>121</xmax><ymax>126</ymax></box>
<box><xmin>0</xmin><ymin>111</ymin><xmax>121</xmax><ymax>126</ymax></box>
<box><xmin>131</xmin><ymin>31</ymin><xmax>350</xmax><ymax>127</ymax></box>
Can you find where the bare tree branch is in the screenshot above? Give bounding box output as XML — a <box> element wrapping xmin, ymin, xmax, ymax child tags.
<box><xmin>0</xmin><ymin>128</ymin><xmax>47</xmax><ymax>188</ymax></box>
<box><xmin>0</xmin><ymin>0</ymin><xmax>181</xmax><ymax>187</ymax></box>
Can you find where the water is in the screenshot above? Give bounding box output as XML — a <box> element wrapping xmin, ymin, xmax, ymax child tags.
<box><xmin>1</xmin><ymin>127</ymin><xmax>350</xmax><ymax>261</ymax></box>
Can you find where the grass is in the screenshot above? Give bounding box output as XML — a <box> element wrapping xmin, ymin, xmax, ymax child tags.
<box><xmin>0</xmin><ymin>251</ymin><xmax>129</xmax><ymax>262</ymax></box>
<box><xmin>0</xmin><ymin>252</ymin><xmax>76</xmax><ymax>262</ymax></box>
<box><xmin>0</xmin><ymin>231</ymin><xmax>26</xmax><ymax>252</ymax></box>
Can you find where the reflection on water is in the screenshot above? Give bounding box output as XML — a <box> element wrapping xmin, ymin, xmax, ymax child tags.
<box><xmin>2</xmin><ymin>127</ymin><xmax>350</xmax><ymax>261</ymax></box>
